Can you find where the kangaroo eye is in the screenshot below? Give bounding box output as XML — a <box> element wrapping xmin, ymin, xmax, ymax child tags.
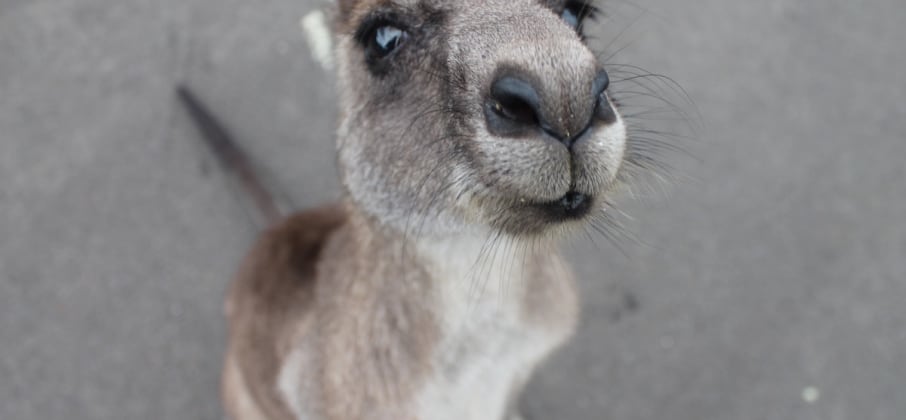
<box><xmin>354</xmin><ymin>17</ymin><xmax>411</xmax><ymax>74</ymax></box>
<box><xmin>561</xmin><ymin>1</ymin><xmax>597</xmax><ymax>31</ymax></box>
<box><xmin>355</xmin><ymin>16</ymin><xmax>410</xmax><ymax>64</ymax></box>
<box><xmin>371</xmin><ymin>25</ymin><xmax>408</xmax><ymax>57</ymax></box>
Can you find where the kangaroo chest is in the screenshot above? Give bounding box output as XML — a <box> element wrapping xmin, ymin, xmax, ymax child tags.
<box><xmin>414</xmin><ymin>295</ymin><xmax>563</xmax><ymax>420</ymax></box>
<box><xmin>412</xmin><ymin>237</ymin><xmax>574</xmax><ymax>420</ymax></box>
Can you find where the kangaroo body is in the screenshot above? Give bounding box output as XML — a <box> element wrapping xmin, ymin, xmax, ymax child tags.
<box><xmin>181</xmin><ymin>0</ymin><xmax>634</xmax><ymax>419</ymax></box>
<box><xmin>222</xmin><ymin>204</ymin><xmax>576</xmax><ymax>419</ymax></box>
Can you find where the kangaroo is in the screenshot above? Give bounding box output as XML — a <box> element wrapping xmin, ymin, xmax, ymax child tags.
<box><xmin>181</xmin><ymin>0</ymin><xmax>632</xmax><ymax>419</ymax></box>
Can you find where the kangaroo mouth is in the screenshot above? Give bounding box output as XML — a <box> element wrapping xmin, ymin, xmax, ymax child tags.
<box><xmin>531</xmin><ymin>191</ymin><xmax>593</xmax><ymax>222</ymax></box>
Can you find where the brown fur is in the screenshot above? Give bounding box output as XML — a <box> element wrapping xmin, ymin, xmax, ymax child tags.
<box><xmin>313</xmin><ymin>204</ymin><xmax>440</xmax><ymax>419</ymax></box>
<box><xmin>224</xmin><ymin>205</ymin><xmax>346</xmax><ymax>419</ymax></box>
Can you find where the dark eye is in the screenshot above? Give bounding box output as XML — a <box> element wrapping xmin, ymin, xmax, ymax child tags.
<box><xmin>354</xmin><ymin>15</ymin><xmax>411</xmax><ymax>63</ymax></box>
<box><xmin>354</xmin><ymin>17</ymin><xmax>411</xmax><ymax>74</ymax></box>
<box><xmin>561</xmin><ymin>1</ymin><xmax>598</xmax><ymax>31</ymax></box>
<box><xmin>370</xmin><ymin>25</ymin><xmax>408</xmax><ymax>58</ymax></box>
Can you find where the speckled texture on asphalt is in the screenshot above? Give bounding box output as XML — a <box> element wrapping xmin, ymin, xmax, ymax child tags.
<box><xmin>2</xmin><ymin>1</ymin><xmax>904</xmax><ymax>419</ymax></box>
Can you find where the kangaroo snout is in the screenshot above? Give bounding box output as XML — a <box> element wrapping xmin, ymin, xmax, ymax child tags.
<box><xmin>449</xmin><ymin>4</ymin><xmax>627</xmax><ymax>234</ymax></box>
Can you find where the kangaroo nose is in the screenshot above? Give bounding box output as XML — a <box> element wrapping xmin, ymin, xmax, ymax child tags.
<box><xmin>485</xmin><ymin>70</ymin><xmax>615</xmax><ymax>145</ymax></box>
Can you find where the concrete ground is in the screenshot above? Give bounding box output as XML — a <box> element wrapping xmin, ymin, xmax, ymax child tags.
<box><xmin>2</xmin><ymin>0</ymin><xmax>904</xmax><ymax>419</ymax></box>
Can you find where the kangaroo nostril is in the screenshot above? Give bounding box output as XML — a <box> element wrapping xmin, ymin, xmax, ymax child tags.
<box><xmin>489</xmin><ymin>76</ymin><xmax>542</xmax><ymax>127</ymax></box>
<box><xmin>592</xmin><ymin>70</ymin><xmax>610</xmax><ymax>97</ymax></box>
<box><xmin>492</xmin><ymin>95</ymin><xmax>538</xmax><ymax>126</ymax></box>
<box><xmin>592</xmin><ymin>70</ymin><xmax>617</xmax><ymax>124</ymax></box>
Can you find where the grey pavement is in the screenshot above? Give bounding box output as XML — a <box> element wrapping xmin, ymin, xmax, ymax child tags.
<box><xmin>1</xmin><ymin>0</ymin><xmax>905</xmax><ymax>419</ymax></box>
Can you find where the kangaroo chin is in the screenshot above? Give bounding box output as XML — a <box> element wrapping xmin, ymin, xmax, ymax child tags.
<box><xmin>182</xmin><ymin>0</ymin><xmax>632</xmax><ymax>419</ymax></box>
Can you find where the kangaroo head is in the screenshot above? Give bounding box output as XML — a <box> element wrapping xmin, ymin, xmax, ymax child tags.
<box><xmin>334</xmin><ymin>0</ymin><xmax>626</xmax><ymax>237</ymax></box>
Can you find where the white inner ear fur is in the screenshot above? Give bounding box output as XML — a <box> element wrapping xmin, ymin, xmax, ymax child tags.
<box><xmin>300</xmin><ymin>9</ymin><xmax>334</xmax><ymax>71</ymax></box>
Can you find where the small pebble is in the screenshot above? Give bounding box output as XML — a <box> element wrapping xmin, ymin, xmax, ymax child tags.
<box><xmin>801</xmin><ymin>386</ymin><xmax>820</xmax><ymax>404</ymax></box>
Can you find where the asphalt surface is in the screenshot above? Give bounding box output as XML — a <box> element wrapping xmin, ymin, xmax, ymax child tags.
<box><xmin>2</xmin><ymin>0</ymin><xmax>904</xmax><ymax>419</ymax></box>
